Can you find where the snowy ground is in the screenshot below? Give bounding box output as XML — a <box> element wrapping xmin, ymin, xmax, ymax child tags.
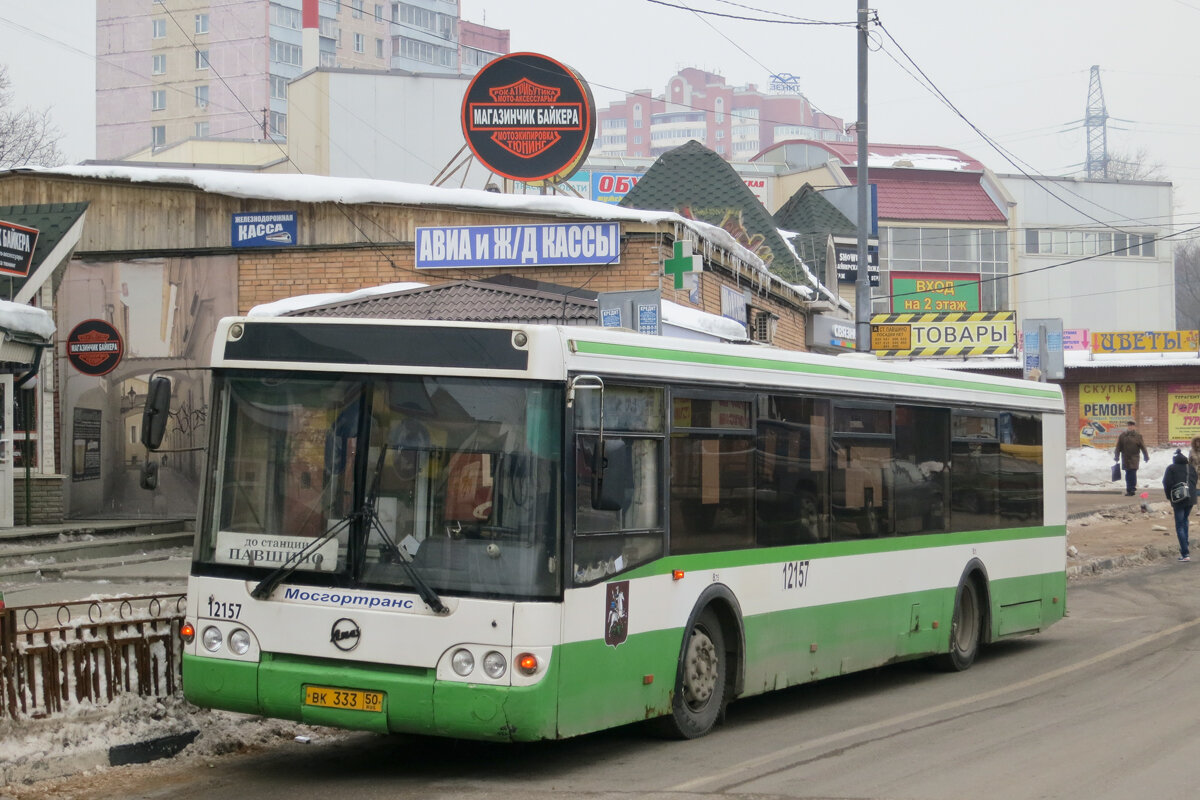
<box><xmin>0</xmin><ymin>445</ymin><xmax>1187</xmax><ymax>786</ymax></box>
<box><xmin>1066</xmin><ymin>445</ymin><xmax>1186</xmax><ymax>493</ymax></box>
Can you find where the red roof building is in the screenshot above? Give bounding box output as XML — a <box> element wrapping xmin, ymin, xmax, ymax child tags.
<box><xmin>755</xmin><ymin>140</ymin><xmax>1014</xmax><ymax>314</ymax></box>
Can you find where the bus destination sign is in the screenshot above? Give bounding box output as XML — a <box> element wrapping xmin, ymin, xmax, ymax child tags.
<box><xmin>461</xmin><ymin>52</ymin><xmax>597</xmax><ymax>184</ymax></box>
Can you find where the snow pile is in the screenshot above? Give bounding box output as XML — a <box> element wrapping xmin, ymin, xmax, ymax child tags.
<box><xmin>1066</xmin><ymin>445</ymin><xmax>1183</xmax><ymax>492</ymax></box>
<box><xmin>0</xmin><ymin>693</ymin><xmax>341</xmax><ymax>786</ymax></box>
<box><xmin>0</xmin><ymin>299</ymin><xmax>54</xmax><ymax>340</ymax></box>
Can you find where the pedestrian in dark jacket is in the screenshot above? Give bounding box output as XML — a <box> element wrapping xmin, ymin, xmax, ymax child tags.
<box><xmin>1114</xmin><ymin>420</ymin><xmax>1149</xmax><ymax>496</ymax></box>
<box><xmin>1163</xmin><ymin>449</ymin><xmax>1198</xmax><ymax>562</ymax></box>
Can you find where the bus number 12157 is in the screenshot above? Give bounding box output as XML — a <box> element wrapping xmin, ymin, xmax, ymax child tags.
<box><xmin>782</xmin><ymin>560</ymin><xmax>810</xmax><ymax>591</ymax></box>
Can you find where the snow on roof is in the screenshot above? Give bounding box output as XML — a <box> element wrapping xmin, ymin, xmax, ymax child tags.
<box><xmin>25</xmin><ymin>164</ymin><xmax>807</xmax><ymax>290</ymax></box>
<box><xmin>247</xmin><ymin>282</ymin><xmax>429</xmax><ymax>317</ymax></box>
<box><xmin>0</xmin><ymin>300</ymin><xmax>54</xmax><ymax>341</ymax></box>
<box><xmin>661</xmin><ymin>298</ymin><xmax>749</xmax><ymax>341</ymax></box>
<box><xmin>777</xmin><ymin>228</ymin><xmax>850</xmax><ymax>311</ymax></box>
<box><xmin>865</xmin><ymin>152</ymin><xmax>969</xmax><ymax>171</ymax></box>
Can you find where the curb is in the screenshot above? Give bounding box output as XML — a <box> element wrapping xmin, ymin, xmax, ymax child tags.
<box><xmin>1066</xmin><ymin>499</ymin><xmax>1179</xmax><ymax>578</ymax></box>
<box><xmin>1067</xmin><ymin>542</ymin><xmax>1179</xmax><ymax>578</ymax></box>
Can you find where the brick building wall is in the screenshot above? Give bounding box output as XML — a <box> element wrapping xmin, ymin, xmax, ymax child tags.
<box><xmin>237</xmin><ymin>233</ymin><xmax>809</xmax><ymax>348</ymax></box>
<box><xmin>13</xmin><ymin>475</ymin><xmax>64</xmax><ymax>525</ymax></box>
<box><xmin>970</xmin><ymin>363</ymin><xmax>1199</xmax><ymax>449</ymax></box>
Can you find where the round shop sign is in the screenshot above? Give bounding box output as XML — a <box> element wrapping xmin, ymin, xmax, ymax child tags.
<box><xmin>461</xmin><ymin>52</ymin><xmax>597</xmax><ymax>184</ymax></box>
<box><xmin>66</xmin><ymin>319</ymin><xmax>124</xmax><ymax>376</ymax></box>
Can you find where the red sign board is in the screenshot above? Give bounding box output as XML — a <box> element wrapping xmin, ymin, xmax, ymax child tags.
<box><xmin>461</xmin><ymin>52</ymin><xmax>596</xmax><ymax>184</ymax></box>
<box><xmin>0</xmin><ymin>219</ymin><xmax>39</xmax><ymax>277</ymax></box>
<box><xmin>66</xmin><ymin>319</ymin><xmax>124</xmax><ymax>376</ymax></box>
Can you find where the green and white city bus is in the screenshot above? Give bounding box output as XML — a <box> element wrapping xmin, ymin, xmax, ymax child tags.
<box><xmin>157</xmin><ymin>316</ymin><xmax>1066</xmax><ymax>741</ymax></box>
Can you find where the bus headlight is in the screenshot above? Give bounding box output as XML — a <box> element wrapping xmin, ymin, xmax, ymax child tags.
<box><xmin>201</xmin><ymin>625</ymin><xmax>223</xmax><ymax>652</ymax></box>
<box><xmin>228</xmin><ymin>628</ymin><xmax>251</xmax><ymax>655</ymax></box>
<box><xmin>482</xmin><ymin>651</ymin><xmax>507</xmax><ymax>679</ymax></box>
<box><xmin>451</xmin><ymin>648</ymin><xmax>475</xmax><ymax>676</ymax></box>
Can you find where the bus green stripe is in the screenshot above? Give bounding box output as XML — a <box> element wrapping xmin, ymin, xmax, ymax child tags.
<box><xmin>183</xmin><ymin>568</ymin><xmax>1065</xmax><ymax>742</ymax></box>
<box><xmin>617</xmin><ymin>524</ymin><xmax>1066</xmax><ymax>579</ymax></box>
<box><xmin>571</xmin><ymin>340</ymin><xmax>1061</xmax><ymax>400</ymax></box>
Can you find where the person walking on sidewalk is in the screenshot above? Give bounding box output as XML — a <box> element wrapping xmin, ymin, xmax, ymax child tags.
<box><xmin>1163</xmin><ymin>449</ymin><xmax>1198</xmax><ymax>562</ymax></box>
<box><xmin>1114</xmin><ymin>420</ymin><xmax>1149</xmax><ymax>496</ymax></box>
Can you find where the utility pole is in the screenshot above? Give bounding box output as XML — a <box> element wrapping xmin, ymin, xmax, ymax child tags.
<box><xmin>855</xmin><ymin>1</ymin><xmax>871</xmax><ymax>351</ymax></box>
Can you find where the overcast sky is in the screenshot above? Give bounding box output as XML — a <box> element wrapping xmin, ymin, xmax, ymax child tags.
<box><xmin>2</xmin><ymin>1</ymin><xmax>1197</xmax><ymax>232</ymax></box>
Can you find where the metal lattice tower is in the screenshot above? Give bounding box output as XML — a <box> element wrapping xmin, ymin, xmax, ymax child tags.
<box><xmin>1085</xmin><ymin>65</ymin><xmax>1109</xmax><ymax>179</ymax></box>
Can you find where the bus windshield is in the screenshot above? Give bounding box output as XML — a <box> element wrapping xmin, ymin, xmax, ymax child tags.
<box><xmin>198</xmin><ymin>372</ymin><xmax>563</xmax><ymax>600</ymax></box>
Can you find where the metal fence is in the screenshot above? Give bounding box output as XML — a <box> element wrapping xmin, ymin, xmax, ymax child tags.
<box><xmin>0</xmin><ymin>593</ymin><xmax>186</xmax><ymax>720</ymax></box>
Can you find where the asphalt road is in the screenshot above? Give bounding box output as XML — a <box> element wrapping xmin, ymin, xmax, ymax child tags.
<box><xmin>31</xmin><ymin>559</ymin><xmax>1200</xmax><ymax>800</ymax></box>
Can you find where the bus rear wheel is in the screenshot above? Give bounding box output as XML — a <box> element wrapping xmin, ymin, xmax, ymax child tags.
<box><xmin>940</xmin><ymin>577</ymin><xmax>982</xmax><ymax>671</ymax></box>
<box><xmin>658</xmin><ymin>608</ymin><xmax>727</xmax><ymax>739</ymax></box>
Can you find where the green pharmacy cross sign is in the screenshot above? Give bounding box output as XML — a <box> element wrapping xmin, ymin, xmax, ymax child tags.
<box><xmin>663</xmin><ymin>240</ymin><xmax>703</xmax><ymax>289</ymax></box>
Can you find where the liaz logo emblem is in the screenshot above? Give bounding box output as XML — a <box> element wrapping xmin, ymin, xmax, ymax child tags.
<box><xmin>604</xmin><ymin>580</ymin><xmax>629</xmax><ymax>647</ymax></box>
<box><xmin>330</xmin><ymin>617</ymin><xmax>361</xmax><ymax>652</ymax></box>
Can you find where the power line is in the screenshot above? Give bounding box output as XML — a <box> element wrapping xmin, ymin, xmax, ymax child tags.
<box><xmin>639</xmin><ymin>0</ymin><xmax>856</xmax><ymax>25</ymax></box>
<box><xmin>873</xmin><ymin>19</ymin><xmax>1165</xmax><ymax>233</ymax></box>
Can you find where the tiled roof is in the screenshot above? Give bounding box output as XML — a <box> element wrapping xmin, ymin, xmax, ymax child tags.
<box><xmin>773</xmin><ymin>184</ymin><xmax>856</xmax><ymax>274</ymax></box>
<box><xmin>774</xmin><ymin>183</ymin><xmax>855</xmax><ymax>237</ymax></box>
<box><xmin>0</xmin><ymin>202</ymin><xmax>89</xmax><ymax>297</ymax></box>
<box><xmin>844</xmin><ymin>169</ymin><xmax>1006</xmax><ymax>223</ymax></box>
<box><xmin>618</xmin><ymin>140</ymin><xmax>809</xmax><ymax>286</ymax></box>
<box><xmin>287</xmin><ymin>275</ymin><xmax>598</xmax><ymax>324</ymax></box>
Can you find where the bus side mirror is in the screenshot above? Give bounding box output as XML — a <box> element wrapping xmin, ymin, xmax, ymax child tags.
<box><xmin>141</xmin><ymin>377</ymin><xmax>171</xmax><ymax>450</ymax></box>
<box><xmin>139</xmin><ymin>459</ymin><xmax>159</xmax><ymax>490</ymax></box>
<box><xmin>592</xmin><ymin>438</ymin><xmax>632</xmax><ymax>511</ymax></box>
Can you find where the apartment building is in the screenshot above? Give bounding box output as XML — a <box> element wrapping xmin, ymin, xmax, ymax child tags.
<box><xmin>96</xmin><ymin>0</ymin><xmax>507</xmax><ymax>159</ymax></box>
<box><xmin>595</xmin><ymin>68</ymin><xmax>851</xmax><ymax>162</ymax></box>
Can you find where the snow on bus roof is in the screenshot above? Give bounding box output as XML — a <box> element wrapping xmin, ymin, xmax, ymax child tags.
<box><xmin>23</xmin><ymin>165</ymin><xmax>817</xmax><ymax>298</ymax></box>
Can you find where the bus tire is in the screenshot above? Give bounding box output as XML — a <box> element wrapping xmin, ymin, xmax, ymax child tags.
<box><xmin>657</xmin><ymin>608</ymin><xmax>727</xmax><ymax>739</ymax></box>
<box><xmin>939</xmin><ymin>576</ymin><xmax>983</xmax><ymax>671</ymax></box>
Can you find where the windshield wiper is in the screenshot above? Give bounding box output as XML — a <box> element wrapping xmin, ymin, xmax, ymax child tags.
<box><xmin>250</xmin><ymin>513</ymin><xmax>354</xmax><ymax>600</ymax></box>
<box><xmin>361</xmin><ymin>444</ymin><xmax>448</xmax><ymax>614</ymax></box>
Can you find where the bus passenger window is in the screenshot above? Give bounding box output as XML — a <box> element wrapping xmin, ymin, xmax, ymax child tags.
<box><xmin>756</xmin><ymin>396</ymin><xmax>830</xmax><ymax>546</ymax></box>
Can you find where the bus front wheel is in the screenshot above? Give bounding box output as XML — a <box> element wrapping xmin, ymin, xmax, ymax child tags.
<box><xmin>939</xmin><ymin>577</ymin><xmax>983</xmax><ymax>671</ymax></box>
<box><xmin>659</xmin><ymin>608</ymin><xmax>727</xmax><ymax>739</ymax></box>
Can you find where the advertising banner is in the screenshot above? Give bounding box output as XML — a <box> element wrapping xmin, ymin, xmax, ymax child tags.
<box><xmin>415</xmin><ymin>223</ymin><xmax>621</xmax><ymax>268</ymax></box>
<box><xmin>0</xmin><ymin>219</ymin><xmax>39</xmax><ymax>277</ymax></box>
<box><xmin>890</xmin><ymin>271</ymin><xmax>980</xmax><ymax>313</ymax></box>
<box><xmin>1168</xmin><ymin>384</ymin><xmax>1200</xmax><ymax>445</ymax></box>
<box><xmin>1091</xmin><ymin>330</ymin><xmax>1199</xmax><ymax>354</ymax></box>
<box><xmin>231</xmin><ymin>212</ymin><xmax>297</xmax><ymax>248</ymax></box>
<box><xmin>1078</xmin><ymin>383</ymin><xmax>1137</xmax><ymax>448</ymax></box>
<box><xmin>832</xmin><ymin>238</ymin><xmax>879</xmax><ymax>286</ymax></box>
<box><xmin>868</xmin><ymin>311</ymin><xmax>1015</xmax><ymax>358</ymax></box>
<box><xmin>461</xmin><ymin>52</ymin><xmax>597</xmax><ymax>184</ymax></box>
<box><xmin>590</xmin><ymin>172</ymin><xmax>641</xmax><ymax>204</ymax></box>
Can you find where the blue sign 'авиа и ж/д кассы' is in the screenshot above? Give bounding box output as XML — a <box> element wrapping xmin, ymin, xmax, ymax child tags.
<box><xmin>415</xmin><ymin>223</ymin><xmax>621</xmax><ymax>269</ymax></box>
<box><xmin>231</xmin><ymin>212</ymin><xmax>298</xmax><ymax>248</ymax></box>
